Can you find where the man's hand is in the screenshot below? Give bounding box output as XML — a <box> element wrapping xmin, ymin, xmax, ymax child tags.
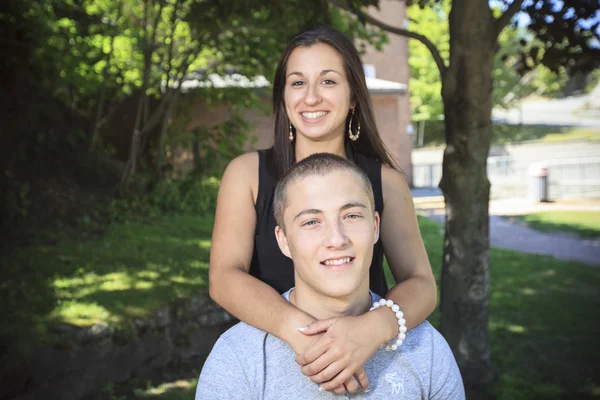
<box><xmin>296</xmin><ymin>314</ymin><xmax>386</xmax><ymax>393</ymax></box>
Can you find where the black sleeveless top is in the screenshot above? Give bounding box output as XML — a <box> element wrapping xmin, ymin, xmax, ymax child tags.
<box><xmin>250</xmin><ymin>148</ymin><xmax>388</xmax><ymax>297</ymax></box>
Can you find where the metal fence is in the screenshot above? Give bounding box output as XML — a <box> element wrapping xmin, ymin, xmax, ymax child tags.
<box><xmin>412</xmin><ymin>163</ymin><xmax>442</xmax><ymax>189</ymax></box>
<box><xmin>413</xmin><ymin>156</ymin><xmax>600</xmax><ymax>200</ymax></box>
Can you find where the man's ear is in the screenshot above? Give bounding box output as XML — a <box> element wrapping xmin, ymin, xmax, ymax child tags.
<box><xmin>275</xmin><ymin>225</ymin><xmax>292</xmax><ymax>259</ymax></box>
<box><xmin>373</xmin><ymin>211</ymin><xmax>380</xmax><ymax>244</ymax></box>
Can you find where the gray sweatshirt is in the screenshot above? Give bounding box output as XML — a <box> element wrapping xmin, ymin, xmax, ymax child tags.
<box><xmin>196</xmin><ymin>290</ymin><xmax>465</xmax><ymax>399</ymax></box>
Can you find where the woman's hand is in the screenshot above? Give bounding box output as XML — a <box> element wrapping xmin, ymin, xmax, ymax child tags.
<box><xmin>295</xmin><ymin>310</ymin><xmax>397</xmax><ymax>394</ymax></box>
<box><xmin>287</xmin><ymin>330</ymin><xmax>350</xmax><ymax>393</ymax></box>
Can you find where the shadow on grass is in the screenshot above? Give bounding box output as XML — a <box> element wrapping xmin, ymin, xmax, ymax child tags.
<box><xmin>487</xmin><ymin>251</ymin><xmax>600</xmax><ymax>400</ymax></box>
<box><xmin>1</xmin><ymin>214</ymin><xmax>215</xmax><ymax>358</ymax></box>
<box><xmin>412</xmin><ymin>217</ymin><xmax>600</xmax><ymax>400</ymax></box>
<box><xmin>91</xmin><ymin>358</ymin><xmax>204</xmax><ymax>400</ymax></box>
<box><xmin>100</xmin><ymin>378</ymin><xmax>198</xmax><ymax>400</ymax></box>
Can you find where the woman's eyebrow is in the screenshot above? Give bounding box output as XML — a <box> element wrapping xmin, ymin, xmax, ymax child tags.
<box><xmin>320</xmin><ymin>69</ymin><xmax>342</xmax><ymax>77</ymax></box>
<box><xmin>286</xmin><ymin>69</ymin><xmax>343</xmax><ymax>78</ymax></box>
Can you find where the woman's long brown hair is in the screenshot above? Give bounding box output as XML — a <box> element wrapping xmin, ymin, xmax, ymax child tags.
<box><xmin>269</xmin><ymin>26</ymin><xmax>400</xmax><ymax>181</ymax></box>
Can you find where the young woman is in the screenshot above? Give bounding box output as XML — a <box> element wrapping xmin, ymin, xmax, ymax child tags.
<box><xmin>208</xmin><ymin>27</ymin><xmax>436</xmax><ymax>394</ymax></box>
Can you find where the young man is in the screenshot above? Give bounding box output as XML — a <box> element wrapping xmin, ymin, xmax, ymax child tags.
<box><xmin>196</xmin><ymin>153</ymin><xmax>464</xmax><ymax>399</ymax></box>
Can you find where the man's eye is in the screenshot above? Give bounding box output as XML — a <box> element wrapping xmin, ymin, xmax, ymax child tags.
<box><xmin>346</xmin><ymin>214</ymin><xmax>362</xmax><ymax>220</ymax></box>
<box><xmin>302</xmin><ymin>220</ymin><xmax>318</xmax><ymax>226</ymax></box>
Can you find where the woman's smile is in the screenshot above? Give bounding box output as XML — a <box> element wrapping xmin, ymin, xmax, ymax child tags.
<box><xmin>300</xmin><ymin>110</ymin><xmax>329</xmax><ymax>123</ymax></box>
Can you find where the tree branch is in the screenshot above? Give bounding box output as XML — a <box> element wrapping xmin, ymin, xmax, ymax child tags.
<box><xmin>150</xmin><ymin>0</ymin><xmax>166</xmax><ymax>46</ymax></box>
<box><xmin>95</xmin><ymin>102</ymin><xmax>120</xmax><ymax>131</ymax></box>
<box><xmin>138</xmin><ymin>92</ymin><xmax>173</xmax><ymax>137</ymax></box>
<box><xmin>331</xmin><ymin>0</ymin><xmax>447</xmax><ymax>77</ymax></box>
<box><xmin>494</xmin><ymin>0</ymin><xmax>524</xmax><ymax>38</ymax></box>
<box><xmin>138</xmin><ymin>46</ymin><xmax>199</xmax><ymax>137</ymax></box>
<box><xmin>164</xmin><ymin>3</ymin><xmax>180</xmax><ymax>85</ymax></box>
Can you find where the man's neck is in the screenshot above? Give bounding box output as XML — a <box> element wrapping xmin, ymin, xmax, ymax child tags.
<box><xmin>289</xmin><ymin>285</ymin><xmax>372</xmax><ymax>320</ymax></box>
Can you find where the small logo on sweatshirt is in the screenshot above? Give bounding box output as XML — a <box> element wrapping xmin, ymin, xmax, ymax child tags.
<box><xmin>385</xmin><ymin>373</ymin><xmax>405</xmax><ymax>395</ymax></box>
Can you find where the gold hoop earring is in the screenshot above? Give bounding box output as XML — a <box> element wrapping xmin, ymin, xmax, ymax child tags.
<box><xmin>348</xmin><ymin>108</ymin><xmax>360</xmax><ymax>141</ymax></box>
<box><xmin>289</xmin><ymin>122</ymin><xmax>294</xmax><ymax>141</ymax></box>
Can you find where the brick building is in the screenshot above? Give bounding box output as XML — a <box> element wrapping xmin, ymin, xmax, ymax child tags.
<box><xmin>176</xmin><ymin>1</ymin><xmax>413</xmax><ymax>182</ymax></box>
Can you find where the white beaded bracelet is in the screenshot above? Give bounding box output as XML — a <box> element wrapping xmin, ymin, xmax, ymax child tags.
<box><xmin>369</xmin><ymin>298</ymin><xmax>407</xmax><ymax>351</ymax></box>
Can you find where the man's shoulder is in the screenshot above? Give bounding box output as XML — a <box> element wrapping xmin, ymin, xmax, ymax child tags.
<box><xmin>407</xmin><ymin>320</ymin><xmax>435</xmax><ymax>338</ymax></box>
<box><xmin>197</xmin><ymin>323</ymin><xmax>269</xmax><ymax>399</ymax></box>
<box><xmin>219</xmin><ymin>320</ymin><xmax>268</xmax><ymax>346</ymax></box>
<box><xmin>398</xmin><ymin>320</ymin><xmax>450</xmax><ymax>364</ymax></box>
<box><xmin>405</xmin><ymin>320</ymin><xmax>447</xmax><ymax>349</ymax></box>
<box><xmin>405</xmin><ymin>322</ymin><xmax>465</xmax><ymax>399</ymax></box>
<box><xmin>202</xmin><ymin>322</ymin><xmax>269</xmax><ymax>374</ymax></box>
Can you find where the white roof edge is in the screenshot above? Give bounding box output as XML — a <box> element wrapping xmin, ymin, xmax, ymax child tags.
<box><xmin>365</xmin><ymin>76</ymin><xmax>408</xmax><ymax>95</ymax></box>
<box><xmin>178</xmin><ymin>74</ymin><xmax>407</xmax><ymax>95</ymax></box>
<box><xmin>179</xmin><ymin>73</ymin><xmax>270</xmax><ymax>92</ymax></box>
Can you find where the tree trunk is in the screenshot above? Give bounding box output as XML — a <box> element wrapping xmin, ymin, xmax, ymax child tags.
<box><xmin>155</xmin><ymin>89</ymin><xmax>179</xmax><ymax>176</ymax></box>
<box><xmin>192</xmin><ymin>127</ymin><xmax>201</xmax><ymax>169</ymax></box>
<box><xmin>89</xmin><ymin>5</ymin><xmax>122</xmax><ymax>154</ymax></box>
<box><xmin>438</xmin><ymin>0</ymin><xmax>496</xmax><ymax>390</ymax></box>
<box><xmin>119</xmin><ymin>0</ymin><xmax>159</xmax><ymax>192</ymax></box>
<box><xmin>119</xmin><ymin>46</ymin><xmax>152</xmax><ymax>192</ymax></box>
<box><xmin>89</xmin><ymin>77</ymin><xmax>108</xmax><ymax>153</ymax></box>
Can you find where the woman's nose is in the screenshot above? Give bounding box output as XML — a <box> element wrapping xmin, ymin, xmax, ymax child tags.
<box><xmin>304</xmin><ymin>83</ymin><xmax>322</xmax><ymax>106</ymax></box>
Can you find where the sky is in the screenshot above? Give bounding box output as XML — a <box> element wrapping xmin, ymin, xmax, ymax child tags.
<box><xmin>490</xmin><ymin>0</ymin><xmax>600</xmax><ymax>47</ymax></box>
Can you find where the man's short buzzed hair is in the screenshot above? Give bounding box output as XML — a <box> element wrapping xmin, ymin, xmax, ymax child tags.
<box><xmin>273</xmin><ymin>153</ymin><xmax>375</xmax><ymax>230</ymax></box>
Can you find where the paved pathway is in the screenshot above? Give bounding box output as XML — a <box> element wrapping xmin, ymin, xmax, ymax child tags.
<box><xmin>413</xmin><ymin>192</ymin><xmax>600</xmax><ymax>266</ymax></box>
<box><xmin>425</xmin><ymin>212</ymin><xmax>600</xmax><ymax>266</ymax></box>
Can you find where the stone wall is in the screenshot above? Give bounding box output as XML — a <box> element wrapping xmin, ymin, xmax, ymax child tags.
<box><xmin>8</xmin><ymin>289</ymin><xmax>233</xmax><ymax>400</ymax></box>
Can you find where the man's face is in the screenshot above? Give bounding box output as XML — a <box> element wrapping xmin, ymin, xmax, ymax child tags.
<box><xmin>275</xmin><ymin>170</ymin><xmax>379</xmax><ymax>299</ymax></box>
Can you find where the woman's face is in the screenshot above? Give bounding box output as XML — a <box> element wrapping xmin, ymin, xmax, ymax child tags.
<box><xmin>284</xmin><ymin>43</ymin><xmax>353</xmax><ymax>142</ymax></box>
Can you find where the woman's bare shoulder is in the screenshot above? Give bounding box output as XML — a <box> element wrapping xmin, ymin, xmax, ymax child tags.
<box><xmin>226</xmin><ymin>151</ymin><xmax>259</xmax><ymax>173</ymax></box>
<box><xmin>222</xmin><ymin>151</ymin><xmax>260</xmax><ymax>202</ymax></box>
<box><xmin>381</xmin><ymin>164</ymin><xmax>410</xmax><ymax>190</ymax></box>
<box><xmin>222</xmin><ymin>152</ymin><xmax>259</xmax><ymax>180</ymax></box>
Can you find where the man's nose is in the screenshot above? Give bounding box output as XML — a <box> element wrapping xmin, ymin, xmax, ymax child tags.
<box><xmin>325</xmin><ymin>220</ymin><xmax>349</xmax><ymax>248</ymax></box>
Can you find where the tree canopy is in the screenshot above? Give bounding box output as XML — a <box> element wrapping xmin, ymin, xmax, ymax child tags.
<box><xmin>405</xmin><ymin>0</ymin><xmax>597</xmax><ymax>122</ymax></box>
<box><xmin>1</xmin><ymin>0</ymin><xmax>388</xmax><ymax>195</ymax></box>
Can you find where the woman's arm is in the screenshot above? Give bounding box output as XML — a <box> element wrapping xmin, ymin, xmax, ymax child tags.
<box><xmin>378</xmin><ymin>164</ymin><xmax>437</xmax><ymax>333</ymax></box>
<box><xmin>208</xmin><ymin>153</ymin><xmax>315</xmax><ymax>351</ymax></box>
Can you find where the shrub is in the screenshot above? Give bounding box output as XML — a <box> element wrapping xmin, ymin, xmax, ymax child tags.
<box><xmin>109</xmin><ymin>176</ymin><xmax>220</xmax><ymax>221</ymax></box>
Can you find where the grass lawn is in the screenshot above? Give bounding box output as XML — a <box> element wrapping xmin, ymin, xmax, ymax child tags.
<box><xmin>1</xmin><ymin>214</ymin><xmax>214</xmax><ymax>352</ymax></box>
<box><xmin>510</xmin><ymin>210</ymin><xmax>600</xmax><ymax>239</ymax></box>
<box><xmin>5</xmin><ymin>215</ymin><xmax>599</xmax><ymax>399</ymax></box>
<box><xmin>496</xmin><ymin>126</ymin><xmax>600</xmax><ymax>145</ymax></box>
<box><xmin>412</xmin><ymin>218</ymin><xmax>600</xmax><ymax>400</ymax></box>
<box><xmin>538</xmin><ymin>127</ymin><xmax>600</xmax><ymax>143</ymax></box>
<box><xmin>414</xmin><ymin>120</ymin><xmax>600</xmax><ymax>148</ymax></box>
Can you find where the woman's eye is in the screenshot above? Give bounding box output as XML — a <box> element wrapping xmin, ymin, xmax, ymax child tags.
<box><xmin>291</xmin><ymin>81</ymin><xmax>304</xmax><ymax>87</ymax></box>
<box><xmin>322</xmin><ymin>79</ymin><xmax>336</xmax><ymax>85</ymax></box>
